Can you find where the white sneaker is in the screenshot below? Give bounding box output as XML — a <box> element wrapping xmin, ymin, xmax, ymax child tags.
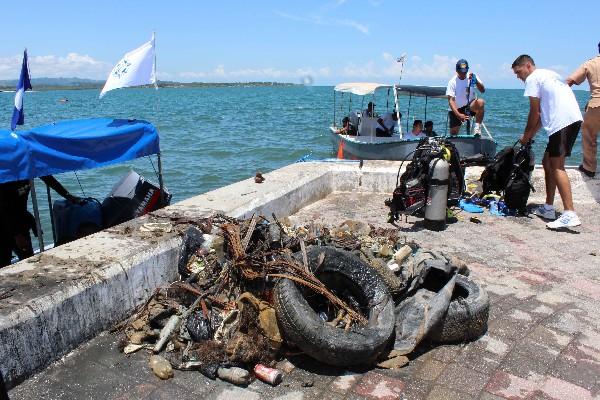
<box><xmin>532</xmin><ymin>205</ymin><xmax>555</xmax><ymax>220</ymax></box>
<box><xmin>474</xmin><ymin>123</ymin><xmax>482</xmax><ymax>135</ymax></box>
<box><xmin>546</xmin><ymin>212</ymin><xmax>581</xmax><ymax>229</ymax></box>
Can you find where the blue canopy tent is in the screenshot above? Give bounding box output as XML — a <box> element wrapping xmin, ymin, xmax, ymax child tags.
<box><xmin>0</xmin><ymin>118</ymin><xmax>164</xmax><ymax>253</ymax></box>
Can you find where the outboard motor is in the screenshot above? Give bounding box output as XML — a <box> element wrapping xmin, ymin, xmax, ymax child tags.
<box><xmin>424</xmin><ymin>158</ymin><xmax>449</xmax><ymax>231</ymax></box>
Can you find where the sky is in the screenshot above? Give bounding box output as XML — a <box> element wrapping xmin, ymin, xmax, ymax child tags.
<box><xmin>0</xmin><ymin>0</ymin><xmax>598</xmax><ymax>88</ymax></box>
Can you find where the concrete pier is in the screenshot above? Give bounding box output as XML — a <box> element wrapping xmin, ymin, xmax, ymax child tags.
<box><xmin>3</xmin><ymin>160</ymin><xmax>600</xmax><ymax>399</ymax></box>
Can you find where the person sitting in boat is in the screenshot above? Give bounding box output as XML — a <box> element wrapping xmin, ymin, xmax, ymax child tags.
<box><xmin>363</xmin><ymin>102</ymin><xmax>375</xmax><ymax>117</ymax></box>
<box><xmin>446</xmin><ymin>59</ymin><xmax>486</xmax><ymax>135</ymax></box>
<box><xmin>376</xmin><ymin>110</ymin><xmax>401</xmax><ymax>137</ymax></box>
<box><xmin>404</xmin><ymin>120</ymin><xmax>426</xmax><ymax>140</ymax></box>
<box><xmin>424</xmin><ymin>120</ymin><xmax>436</xmax><ymax>137</ymax></box>
<box><xmin>336</xmin><ymin>117</ymin><xmax>357</xmax><ymax>136</ymax></box>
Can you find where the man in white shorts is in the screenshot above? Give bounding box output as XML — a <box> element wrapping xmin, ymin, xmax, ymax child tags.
<box><xmin>512</xmin><ymin>54</ymin><xmax>583</xmax><ymax>229</ymax></box>
<box><xmin>446</xmin><ymin>59</ymin><xmax>486</xmax><ymax>135</ymax></box>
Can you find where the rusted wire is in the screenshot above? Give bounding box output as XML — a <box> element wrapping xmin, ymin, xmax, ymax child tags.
<box><xmin>220</xmin><ymin>220</ymin><xmax>367</xmax><ymax>325</ymax></box>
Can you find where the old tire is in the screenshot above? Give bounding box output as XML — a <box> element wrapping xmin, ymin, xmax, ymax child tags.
<box><xmin>273</xmin><ymin>246</ymin><xmax>395</xmax><ymax>367</ymax></box>
<box><xmin>429</xmin><ymin>274</ymin><xmax>489</xmax><ymax>344</ymax></box>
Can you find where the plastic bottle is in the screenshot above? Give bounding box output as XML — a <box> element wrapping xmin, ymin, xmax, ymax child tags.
<box><xmin>470</xmin><ymin>73</ymin><xmax>477</xmax><ymax>87</ymax></box>
<box><xmin>153</xmin><ymin>315</ymin><xmax>181</xmax><ymax>353</ymax></box>
<box><xmin>394</xmin><ymin>245</ymin><xmax>412</xmax><ymax>264</ymax></box>
<box><xmin>217</xmin><ymin>367</ymin><xmax>251</xmax><ymax>385</ymax></box>
<box><xmin>489</xmin><ymin>200</ymin><xmax>498</xmax><ymax>215</ymax></box>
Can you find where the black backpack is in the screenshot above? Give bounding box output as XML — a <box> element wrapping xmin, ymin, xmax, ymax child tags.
<box><xmin>386</xmin><ymin>138</ymin><xmax>463</xmax><ymax>222</ymax></box>
<box><xmin>480</xmin><ymin>142</ymin><xmax>535</xmax><ymax>213</ymax></box>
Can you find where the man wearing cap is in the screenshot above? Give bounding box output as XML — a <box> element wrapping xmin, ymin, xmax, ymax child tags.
<box><xmin>512</xmin><ymin>54</ymin><xmax>583</xmax><ymax>229</ymax></box>
<box><xmin>566</xmin><ymin>42</ymin><xmax>600</xmax><ymax>178</ymax></box>
<box><xmin>446</xmin><ymin>59</ymin><xmax>486</xmax><ymax>135</ymax></box>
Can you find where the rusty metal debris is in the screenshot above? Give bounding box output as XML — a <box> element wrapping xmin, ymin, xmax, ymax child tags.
<box><xmin>121</xmin><ymin>213</ymin><xmax>488</xmax><ymax>384</ymax></box>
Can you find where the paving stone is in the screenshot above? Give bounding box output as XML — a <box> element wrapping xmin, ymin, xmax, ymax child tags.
<box><xmin>526</xmin><ymin>325</ymin><xmax>574</xmax><ymax>353</ymax></box>
<box><xmin>547</xmin><ymin>352</ymin><xmax>600</xmax><ymax>391</ymax></box>
<box><xmin>538</xmin><ymin>376</ymin><xmax>594</xmax><ymax>400</ymax></box>
<box><xmin>476</xmin><ymin>334</ymin><xmax>513</xmax><ymax>358</ymax></box>
<box><xmin>424</xmin><ymin>345</ymin><xmax>462</xmax><ymax>364</ymax></box>
<box><xmin>270</xmin><ymin>390</ymin><xmax>306</xmax><ymax>400</ymax></box>
<box><xmin>543</xmin><ymin>310</ymin><xmax>586</xmax><ymax>335</ymax></box>
<box><xmin>485</xmin><ymin>371</ymin><xmax>539</xmax><ymax>399</ymax></box>
<box><xmin>498</xmin><ymin>338</ymin><xmax>559</xmax><ymax>378</ymax></box>
<box><xmin>477</xmin><ymin>392</ymin><xmax>506</xmax><ymax>400</ymax></box>
<box><xmin>456</xmin><ymin>347</ymin><xmax>501</xmax><ymax>375</ymax></box>
<box><xmin>398</xmin><ymin>378</ymin><xmax>431</xmax><ymax>400</ymax></box>
<box><xmin>209</xmin><ymin>386</ymin><xmax>261</xmax><ymax>400</ymax></box>
<box><xmin>146</xmin><ymin>381</ymin><xmax>206</xmax><ymax>400</ymax></box>
<box><xmin>330</xmin><ymin>371</ymin><xmax>361</xmax><ymax>394</ymax></box>
<box><xmin>425</xmin><ymin>385</ymin><xmax>473</xmax><ymax>400</ymax></box>
<box><xmin>434</xmin><ymin>363</ymin><xmax>488</xmax><ymax>396</ymax></box>
<box><xmin>579</xmin><ymin>329</ymin><xmax>600</xmax><ymax>351</ymax></box>
<box><xmin>412</xmin><ymin>358</ymin><xmax>446</xmax><ymax>382</ymax></box>
<box><xmin>566</xmin><ymin>278</ymin><xmax>600</xmax><ymax>301</ymax></box>
<box><xmin>353</xmin><ymin>371</ymin><xmax>406</xmax><ymax>400</ymax></box>
<box><xmin>313</xmin><ymin>390</ymin><xmax>346</xmax><ymax>400</ymax></box>
<box><xmin>487</xmin><ymin>316</ymin><xmax>536</xmax><ymax>340</ymax></box>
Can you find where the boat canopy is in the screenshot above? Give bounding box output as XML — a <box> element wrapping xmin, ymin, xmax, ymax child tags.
<box><xmin>334</xmin><ymin>82</ymin><xmax>393</xmax><ymax>96</ymax></box>
<box><xmin>0</xmin><ymin>118</ymin><xmax>160</xmax><ymax>184</ymax></box>
<box><xmin>394</xmin><ymin>85</ymin><xmax>446</xmax><ymax>98</ymax></box>
<box><xmin>334</xmin><ymin>83</ymin><xmax>446</xmax><ymax>98</ymax></box>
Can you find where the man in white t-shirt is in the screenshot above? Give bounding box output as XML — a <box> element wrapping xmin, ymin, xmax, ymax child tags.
<box><xmin>446</xmin><ymin>59</ymin><xmax>486</xmax><ymax>135</ymax></box>
<box><xmin>512</xmin><ymin>54</ymin><xmax>583</xmax><ymax>229</ymax></box>
<box><xmin>376</xmin><ymin>110</ymin><xmax>401</xmax><ymax>137</ymax></box>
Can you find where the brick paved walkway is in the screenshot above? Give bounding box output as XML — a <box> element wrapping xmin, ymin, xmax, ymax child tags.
<box><xmin>11</xmin><ymin>188</ymin><xmax>600</xmax><ymax>400</ymax></box>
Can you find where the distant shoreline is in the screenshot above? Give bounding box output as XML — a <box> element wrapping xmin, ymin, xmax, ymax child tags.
<box><xmin>0</xmin><ymin>81</ymin><xmax>299</xmax><ymax>92</ymax></box>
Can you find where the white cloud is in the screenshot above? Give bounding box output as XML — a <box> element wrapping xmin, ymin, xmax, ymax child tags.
<box><xmin>337</xmin><ymin>53</ymin><xmax>495</xmax><ymax>83</ymax></box>
<box><xmin>341</xmin><ymin>61</ymin><xmax>378</xmax><ymax>78</ymax></box>
<box><xmin>274</xmin><ymin>10</ymin><xmax>369</xmax><ymax>35</ymax></box>
<box><xmin>0</xmin><ymin>53</ymin><xmax>111</xmax><ymax>80</ymax></box>
<box><xmin>178</xmin><ymin>65</ymin><xmax>332</xmax><ymax>82</ymax></box>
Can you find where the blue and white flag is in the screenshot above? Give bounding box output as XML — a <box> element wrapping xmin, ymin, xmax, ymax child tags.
<box><xmin>11</xmin><ymin>50</ymin><xmax>32</xmax><ymax>131</ymax></box>
<box><xmin>100</xmin><ymin>33</ymin><xmax>156</xmax><ymax>98</ymax></box>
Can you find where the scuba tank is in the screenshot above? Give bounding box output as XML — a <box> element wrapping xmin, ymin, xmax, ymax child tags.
<box><xmin>424</xmin><ymin>157</ymin><xmax>449</xmax><ymax>231</ymax></box>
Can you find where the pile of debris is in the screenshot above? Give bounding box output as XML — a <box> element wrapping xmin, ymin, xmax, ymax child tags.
<box><xmin>119</xmin><ymin>214</ymin><xmax>489</xmax><ymax>385</ymax></box>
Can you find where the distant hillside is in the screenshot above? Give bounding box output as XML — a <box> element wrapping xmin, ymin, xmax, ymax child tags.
<box><xmin>0</xmin><ymin>77</ymin><xmax>103</xmax><ymax>91</ymax></box>
<box><xmin>0</xmin><ymin>77</ymin><xmax>298</xmax><ymax>91</ymax></box>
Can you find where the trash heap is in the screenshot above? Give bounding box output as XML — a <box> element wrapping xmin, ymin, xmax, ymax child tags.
<box><xmin>120</xmin><ymin>214</ymin><xmax>489</xmax><ymax>385</ymax></box>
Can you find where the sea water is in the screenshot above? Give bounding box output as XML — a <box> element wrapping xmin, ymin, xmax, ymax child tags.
<box><xmin>0</xmin><ymin>86</ymin><xmax>593</xmax><ymax>239</ymax></box>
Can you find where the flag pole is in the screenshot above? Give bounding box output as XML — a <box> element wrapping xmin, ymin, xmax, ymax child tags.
<box><xmin>395</xmin><ymin>53</ymin><xmax>407</xmax><ymax>138</ymax></box>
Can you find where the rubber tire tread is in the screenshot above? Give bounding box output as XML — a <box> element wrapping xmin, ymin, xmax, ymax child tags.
<box><xmin>273</xmin><ymin>246</ymin><xmax>395</xmax><ymax>367</ymax></box>
<box><xmin>429</xmin><ymin>274</ymin><xmax>489</xmax><ymax>343</ymax></box>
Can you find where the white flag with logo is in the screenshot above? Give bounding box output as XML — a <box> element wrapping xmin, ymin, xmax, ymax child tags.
<box><xmin>99</xmin><ymin>33</ymin><xmax>156</xmax><ymax>98</ymax></box>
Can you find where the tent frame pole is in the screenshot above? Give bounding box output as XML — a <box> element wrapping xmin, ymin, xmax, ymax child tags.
<box><xmin>29</xmin><ymin>179</ymin><xmax>45</xmax><ymax>253</ymax></box>
<box><xmin>157</xmin><ymin>152</ymin><xmax>165</xmax><ymax>206</ymax></box>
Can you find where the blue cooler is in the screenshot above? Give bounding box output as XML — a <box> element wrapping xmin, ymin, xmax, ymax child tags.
<box><xmin>52</xmin><ymin>198</ymin><xmax>103</xmax><ymax>245</ymax></box>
